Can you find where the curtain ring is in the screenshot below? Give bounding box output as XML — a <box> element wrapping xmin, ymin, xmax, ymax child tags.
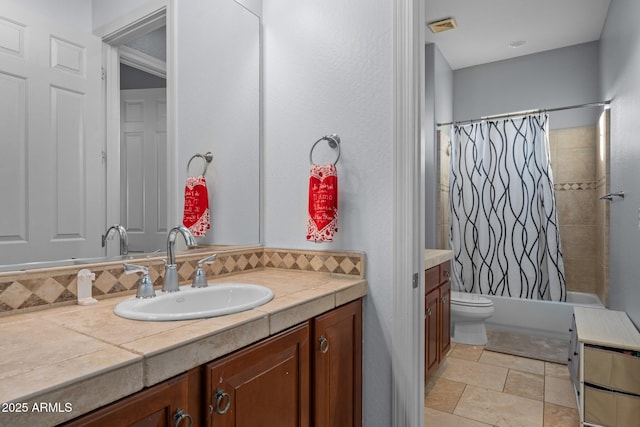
<box><xmin>309</xmin><ymin>134</ymin><xmax>341</xmax><ymax>165</ymax></box>
<box><xmin>187</xmin><ymin>152</ymin><xmax>213</xmax><ymax>177</ymax></box>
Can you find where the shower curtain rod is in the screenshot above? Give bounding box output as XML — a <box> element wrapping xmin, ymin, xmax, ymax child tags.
<box><xmin>436</xmin><ymin>100</ymin><xmax>611</xmax><ymax>127</ymax></box>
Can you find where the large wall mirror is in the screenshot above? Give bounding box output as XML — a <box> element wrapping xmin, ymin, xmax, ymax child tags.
<box><xmin>0</xmin><ymin>0</ymin><xmax>261</xmax><ymax>270</ymax></box>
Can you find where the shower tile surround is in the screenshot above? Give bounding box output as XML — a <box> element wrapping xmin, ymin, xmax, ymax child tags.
<box><xmin>437</xmin><ymin>113</ymin><xmax>610</xmax><ymax>301</ymax></box>
<box><xmin>0</xmin><ymin>247</ymin><xmax>364</xmax><ymax>316</ymax></box>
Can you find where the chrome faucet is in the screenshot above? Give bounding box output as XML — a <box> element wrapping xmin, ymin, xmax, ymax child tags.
<box><xmin>163</xmin><ymin>225</ymin><xmax>197</xmax><ymax>292</ymax></box>
<box><xmin>102</xmin><ymin>224</ymin><xmax>129</xmax><ymax>256</ymax></box>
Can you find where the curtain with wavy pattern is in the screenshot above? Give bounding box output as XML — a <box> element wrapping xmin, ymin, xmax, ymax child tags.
<box><xmin>449</xmin><ymin>113</ymin><xmax>566</xmax><ymax>301</ymax></box>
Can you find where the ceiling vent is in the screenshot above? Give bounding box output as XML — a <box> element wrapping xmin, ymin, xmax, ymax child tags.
<box><xmin>428</xmin><ymin>17</ymin><xmax>457</xmax><ymax>34</ymax></box>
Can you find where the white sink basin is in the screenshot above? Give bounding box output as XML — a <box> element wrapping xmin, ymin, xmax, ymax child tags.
<box><xmin>114</xmin><ymin>283</ymin><xmax>274</xmax><ymax>321</ymax></box>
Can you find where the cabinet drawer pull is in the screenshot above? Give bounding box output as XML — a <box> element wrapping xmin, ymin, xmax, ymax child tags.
<box><xmin>215</xmin><ymin>388</ymin><xmax>231</xmax><ymax>415</ymax></box>
<box><xmin>174</xmin><ymin>408</ymin><xmax>193</xmax><ymax>427</ymax></box>
<box><xmin>319</xmin><ymin>336</ymin><xmax>330</xmax><ymax>354</ymax></box>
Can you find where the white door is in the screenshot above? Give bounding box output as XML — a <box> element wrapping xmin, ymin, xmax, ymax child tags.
<box><xmin>120</xmin><ymin>88</ymin><xmax>167</xmax><ymax>253</ymax></box>
<box><xmin>0</xmin><ymin>1</ymin><xmax>103</xmax><ymax>264</ymax></box>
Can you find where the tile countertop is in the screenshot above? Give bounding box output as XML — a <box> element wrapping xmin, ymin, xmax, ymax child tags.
<box><xmin>0</xmin><ymin>269</ymin><xmax>367</xmax><ymax>426</ymax></box>
<box><xmin>424</xmin><ymin>249</ymin><xmax>454</xmax><ymax>270</ymax></box>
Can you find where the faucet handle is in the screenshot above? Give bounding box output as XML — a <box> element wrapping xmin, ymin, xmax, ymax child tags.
<box><xmin>192</xmin><ymin>254</ymin><xmax>217</xmax><ymax>288</ymax></box>
<box><xmin>124</xmin><ymin>263</ymin><xmax>148</xmax><ymax>275</ymax></box>
<box><xmin>123</xmin><ymin>264</ymin><xmax>155</xmax><ymax>298</ymax></box>
<box><xmin>197</xmin><ymin>254</ymin><xmax>217</xmax><ymax>268</ymax></box>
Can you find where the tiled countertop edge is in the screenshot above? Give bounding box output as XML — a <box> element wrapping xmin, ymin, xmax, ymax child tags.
<box><xmin>0</xmin><ymin>268</ymin><xmax>367</xmax><ymax>426</ymax></box>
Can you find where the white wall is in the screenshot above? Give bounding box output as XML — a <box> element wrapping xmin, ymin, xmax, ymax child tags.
<box><xmin>262</xmin><ymin>1</ymin><xmax>393</xmax><ymax>425</ymax></box>
<box><xmin>92</xmin><ymin>0</ymin><xmax>159</xmax><ymax>31</ymax></box>
<box><xmin>11</xmin><ymin>0</ymin><xmax>91</xmax><ymax>32</ymax></box>
<box><xmin>599</xmin><ymin>0</ymin><xmax>640</xmax><ymax>326</ymax></box>
<box><xmin>453</xmin><ymin>42</ymin><xmax>601</xmax><ymax>130</ymax></box>
<box><xmin>176</xmin><ymin>1</ymin><xmax>260</xmax><ymax>245</ymax></box>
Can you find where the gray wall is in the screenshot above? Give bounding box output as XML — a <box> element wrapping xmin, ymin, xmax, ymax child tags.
<box><xmin>453</xmin><ymin>42</ymin><xmax>601</xmax><ymax>130</ymax></box>
<box><xmin>600</xmin><ymin>0</ymin><xmax>640</xmax><ymax>326</ymax></box>
<box><xmin>262</xmin><ymin>2</ymin><xmax>393</xmax><ymax>425</ymax></box>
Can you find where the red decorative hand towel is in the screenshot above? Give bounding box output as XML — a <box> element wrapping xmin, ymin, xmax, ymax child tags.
<box><xmin>183</xmin><ymin>176</ymin><xmax>211</xmax><ymax>237</ymax></box>
<box><xmin>306</xmin><ymin>164</ymin><xmax>338</xmax><ymax>242</ymax></box>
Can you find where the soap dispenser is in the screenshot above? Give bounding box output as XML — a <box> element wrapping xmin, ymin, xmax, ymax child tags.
<box><xmin>77</xmin><ymin>269</ymin><xmax>97</xmax><ymax>305</ymax></box>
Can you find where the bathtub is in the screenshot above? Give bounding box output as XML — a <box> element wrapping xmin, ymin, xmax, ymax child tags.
<box><xmin>483</xmin><ymin>291</ymin><xmax>604</xmax><ymax>340</ymax></box>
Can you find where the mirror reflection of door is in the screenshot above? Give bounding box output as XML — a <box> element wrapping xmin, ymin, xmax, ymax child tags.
<box><xmin>118</xmin><ymin>28</ymin><xmax>167</xmax><ymax>254</ymax></box>
<box><xmin>0</xmin><ymin>1</ymin><xmax>102</xmax><ymax>264</ymax></box>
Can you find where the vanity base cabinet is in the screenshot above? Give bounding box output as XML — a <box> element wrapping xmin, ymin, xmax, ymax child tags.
<box><xmin>425</xmin><ymin>288</ymin><xmax>440</xmax><ymax>377</ymax></box>
<box><xmin>61</xmin><ymin>370</ymin><xmax>197</xmax><ymax>427</ymax></box>
<box><xmin>425</xmin><ymin>261</ymin><xmax>451</xmax><ymax>380</ymax></box>
<box><xmin>312</xmin><ymin>299</ymin><xmax>362</xmax><ymax>427</ymax></box>
<box><xmin>205</xmin><ymin>323</ymin><xmax>310</xmax><ymax>427</ymax></box>
<box><xmin>59</xmin><ymin>300</ymin><xmax>363</xmax><ymax>427</ymax></box>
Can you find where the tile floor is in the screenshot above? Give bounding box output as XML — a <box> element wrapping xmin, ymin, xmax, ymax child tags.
<box><xmin>425</xmin><ymin>343</ymin><xmax>580</xmax><ymax>427</ymax></box>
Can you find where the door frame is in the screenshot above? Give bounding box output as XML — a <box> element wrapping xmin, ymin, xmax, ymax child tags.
<box><xmin>391</xmin><ymin>0</ymin><xmax>426</xmax><ymax>425</ymax></box>
<box><xmin>97</xmin><ymin>0</ymin><xmax>177</xmax><ymax>256</ymax></box>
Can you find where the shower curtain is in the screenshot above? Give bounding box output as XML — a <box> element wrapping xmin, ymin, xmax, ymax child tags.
<box><xmin>449</xmin><ymin>113</ymin><xmax>566</xmax><ymax>301</ymax></box>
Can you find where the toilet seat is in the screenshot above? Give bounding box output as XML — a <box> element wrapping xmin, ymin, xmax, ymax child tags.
<box><xmin>450</xmin><ymin>291</ymin><xmax>493</xmax><ymax>307</ymax></box>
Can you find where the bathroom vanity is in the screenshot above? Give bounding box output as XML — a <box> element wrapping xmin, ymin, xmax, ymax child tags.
<box><xmin>62</xmin><ymin>299</ymin><xmax>362</xmax><ymax>426</ymax></box>
<box><xmin>0</xmin><ymin>248</ymin><xmax>366</xmax><ymax>427</ymax></box>
<box><xmin>569</xmin><ymin>306</ymin><xmax>640</xmax><ymax>426</ymax></box>
<box><xmin>424</xmin><ymin>250</ymin><xmax>454</xmax><ymax>379</ymax></box>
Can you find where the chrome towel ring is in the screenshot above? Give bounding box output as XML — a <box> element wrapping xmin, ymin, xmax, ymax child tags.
<box><xmin>310</xmin><ymin>134</ymin><xmax>341</xmax><ymax>165</ymax></box>
<box><xmin>187</xmin><ymin>152</ymin><xmax>213</xmax><ymax>177</ymax></box>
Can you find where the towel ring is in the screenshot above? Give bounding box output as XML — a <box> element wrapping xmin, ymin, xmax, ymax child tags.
<box><xmin>187</xmin><ymin>152</ymin><xmax>213</xmax><ymax>177</ymax></box>
<box><xmin>309</xmin><ymin>134</ymin><xmax>341</xmax><ymax>165</ymax></box>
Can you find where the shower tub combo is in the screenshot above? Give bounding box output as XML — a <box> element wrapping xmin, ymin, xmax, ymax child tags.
<box><xmin>483</xmin><ymin>291</ymin><xmax>604</xmax><ymax>340</ymax></box>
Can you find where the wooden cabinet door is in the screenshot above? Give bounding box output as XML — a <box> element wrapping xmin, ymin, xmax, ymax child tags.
<box><xmin>62</xmin><ymin>372</ymin><xmax>192</xmax><ymax>427</ymax></box>
<box><xmin>439</xmin><ymin>280</ymin><xmax>451</xmax><ymax>361</ymax></box>
<box><xmin>425</xmin><ymin>288</ymin><xmax>440</xmax><ymax>378</ymax></box>
<box><xmin>313</xmin><ymin>299</ymin><xmax>362</xmax><ymax>427</ymax></box>
<box><xmin>205</xmin><ymin>323</ymin><xmax>310</xmax><ymax>427</ymax></box>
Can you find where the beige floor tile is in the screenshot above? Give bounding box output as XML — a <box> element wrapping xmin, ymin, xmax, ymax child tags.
<box><xmin>434</xmin><ymin>357</ymin><xmax>508</xmax><ymax>392</ymax></box>
<box><xmin>425</xmin><ymin>377</ymin><xmax>466</xmax><ymax>413</ymax></box>
<box><xmin>544</xmin><ymin>376</ymin><xmax>577</xmax><ymax>409</ymax></box>
<box><xmin>449</xmin><ymin>343</ymin><xmax>485</xmax><ymax>361</ymax></box>
<box><xmin>425</xmin><ymin>407</ymin><xmax>492</xmax><ymax>427</ymax></box>
<box><xmin>455</xmin><ymin>385</ymin><xmax>544</xmax><ymax>427</ymax></box>
<box><xmin>544</xmin><ymin>362</ymin><xmax>570</xmax><ymax>380</ymax></box>
<box><xmin>543</xmin><ymin>402</ymin><xmax>579</xmax><ymax>427</ymax></box>
<box><xmin>479</xmin><ymin>351</ymin><xmax>545</xmax><ymax>375</ymax></box>
<box><xmin>504</xmin><ymin>370</ymin><xmax>544</xmax><ymax>401</ymax></box>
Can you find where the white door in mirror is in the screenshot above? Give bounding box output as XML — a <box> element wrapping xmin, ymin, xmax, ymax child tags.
<box><xmin>114</xmin><ymin>284</ymin><xmax>274</xmax><ymax>321</ymax></box>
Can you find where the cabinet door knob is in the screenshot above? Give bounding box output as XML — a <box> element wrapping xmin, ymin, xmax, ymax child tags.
<box><xmin>215</xmin><ymin>388</ymin><xmax>231</xmax><ymax>415</ymax></box>
<box><xmin>174</xmin><ymin>408</ymin><xmax>193</xmax><ymax>427</ymax></box>
<box><xmin>427</xmin><ymin>307</ymin><xmax>432</xmax><ymax>317</ymax></box>
<box><xmin>443</xmin><ymin>270</ymin><xmax>450</xmax><ymax>279</ymax></box>
<box><xmin>441</xmin><ymin>296</ymin><xmax>447</xmax><ymax>304</ymax></box>
<box><xmin>319</xmin><ymin>336</ymin><xmax>330</xmax><ymax>354</ymax></box>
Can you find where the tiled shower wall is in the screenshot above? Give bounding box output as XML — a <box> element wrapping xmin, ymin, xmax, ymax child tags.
<box><xmin>550</xmin><ymin>125</ymin><xmax>598</xmax><ymax>295</ymax></box>
<box><xmin>437</xmin><ymin>131</ymin><xmax>450</xmax><ymax>251</ymax></box>
<box><xmin>550</xmin><ymin>114</ymin><xmax>609</xmax><ymax>301</ymax></box>
<box><xmin>437</xmin><ymin>114</ymin><xmax>609</xmax><ymax>302</ymax></box>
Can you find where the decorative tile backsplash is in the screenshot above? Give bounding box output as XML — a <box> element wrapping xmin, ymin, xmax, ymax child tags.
<box><xmin>0</xmin><ymin>247</ymin><xmax>365</xmax><ymax>316</ymax></box>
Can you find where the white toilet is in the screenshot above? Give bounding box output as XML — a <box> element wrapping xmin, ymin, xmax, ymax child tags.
<box><xmin>450</xmin><ymin>291</ymin><xmax>495</xmax><ymax>345</ymax></box>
